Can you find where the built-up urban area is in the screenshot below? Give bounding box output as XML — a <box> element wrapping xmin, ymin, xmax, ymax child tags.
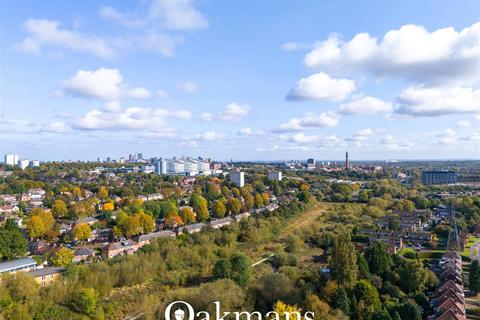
<box><xmin>0</xmin><ymin>153</ymin><xmax>479</xmax><ymax>320</ymax></box>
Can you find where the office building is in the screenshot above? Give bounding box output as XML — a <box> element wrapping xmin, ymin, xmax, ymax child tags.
<box><xmin>137</xmin><ymin>153</ymin><xmax>143</xmax><ymax>160</ymax></box>
<box><xmin>230</xmin><ymin>171</ymin><xmax>245</xmax><ymax>187</ymax></box>
<box><xmin>422</xmin><ymin>171</ymin><xmax>457</xmax><ymax>185</ymax></box>
<box><xmin>154</xmin><ymin>158</ymin><xmax>167</xmax><ymax>175</ymax></box>
<box><xmin>268</xmin><ymin>171</ymin><xmax>282</xmax><ymax>181</ymax></box>
<box><xmin>4</xmin><ymin>154</ymin><xmax>19</xmax><ymax>166</ymax></box>
<box><xmin>307</xmin><ymin>158</ymin><xmax>316</xmax><ymax>170</ymax></box>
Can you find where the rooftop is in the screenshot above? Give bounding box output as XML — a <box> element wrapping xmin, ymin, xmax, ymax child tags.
<box><xmin>0</xmin><ymin>258</ymin><xmax>37</xmax><ymax>273</ymax></box>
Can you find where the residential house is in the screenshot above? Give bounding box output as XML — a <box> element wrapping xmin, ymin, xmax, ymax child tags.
<box><xmin>136</xmin><ymin>230</ymin><xmax>176</xmax><ymax>246</ymax></box>
<box><xmin>103</xmin><ymin>240</ymin><xmax>139</xmax><ymax>259</ymax></box>
<box><xmin>0</xmin><ymin>258</ymin><xmax>37</xmax><ymax>275</ymax></box>
<box><xmin>73</xmin><ymin>247</ymin><xmax>96</xmax><ymax>263</ymax></box>
<box><xmin>178</xmin><ymin>222</ymin><xmax>206</xmax><ymax>234</ymax></box>
<box><xmin>29</xmin><ymin>267</ymin><xmax>64</xmax><ymax>287</ymax></box>
<box><xmin>210</xmin><ymin>217</ymin><xmax>233</xmax><ymax>229</ymax></box>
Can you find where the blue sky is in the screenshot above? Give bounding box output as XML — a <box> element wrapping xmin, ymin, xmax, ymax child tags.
<box><xmin>1</xmin><ymin>0</ymin><xmax>479</xmax><ymax>161</ymax></box>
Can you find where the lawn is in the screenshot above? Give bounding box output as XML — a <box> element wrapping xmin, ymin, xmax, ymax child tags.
<box><xmin>462</xmin><ymin>235</ymin><xmax>480</xmax><ymax>258</ymax></box>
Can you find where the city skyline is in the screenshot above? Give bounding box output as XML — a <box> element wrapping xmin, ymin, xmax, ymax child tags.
<box><xmin>1</xmin><ymin>0</ymin><xmax>479</xmax><ymax>161</ymax></box>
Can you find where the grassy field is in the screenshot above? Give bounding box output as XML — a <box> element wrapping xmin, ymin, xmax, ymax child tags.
<box><xmin>462</xmin><ymin>235</ymin><xmax>480</xmax><ymax>258</ymax></box>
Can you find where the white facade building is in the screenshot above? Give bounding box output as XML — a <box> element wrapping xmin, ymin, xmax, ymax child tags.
<box><xmin>230</xmin><ymin>171</ymin><xmax>245</xmax><ymax>187</ymax></box>
<box><xmin>30</xmin><ymin>160</ymin><xmax>40</xmax><ymax>167</ymax></box>
<box><xmin>18</xmin><ymin>159</ymin><xmax>30</xmax><ymax>170</ymax></box>
<box><xmin>4</xmin><ymin>154</ymin><xmax>19</xmax><ymax>166</ymax></box>
<box><xmin>268</xmin><ymin>171</ymin><xmax>282</xmax><ymax>181</ymax></box>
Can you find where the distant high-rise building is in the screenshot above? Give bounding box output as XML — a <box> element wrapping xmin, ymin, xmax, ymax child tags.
<box><xmin>106</xmin><ymin>157</ymin><xmax>112</xmax><ymax>163</ymax></box>
<box><xmin>97</xmin><ymin>157</ymin><xmax>102</xmax><ymax>163</ymax></box>
<box><xmin>268</xmin><ymin>171</ymin><xmax>282</xmax><ymax>182</ymax></box>
<box><xmin>154</xmin><ymin>158</ymin><xmax>167</xmax><ymax>175</ymax></box>
<box><xmin>422</xmin><ymin>171</ymin><xmax>457</xmax><ymax>185</ymax></box>
<box><xmin>137</xmin><ymin>153</ymin><xmax>143</xmax><ymax>160</ymax></box>
<box><xmin>4</xmin><ymin>154</ymin><xmax>19</xmax><ymax>166</ymax></box>
<box><xmin>345</xmin><ymin>151</ymin><xmax>349</xmax><ymax>169</ymax></box>
<box><xmin>307</xmin><ymin>158</ymin><xmax>316</xmax><ymax>170</ymax></box>
<box><xmin>128</xmin><ymin>154</ymin><xmax>134</xmax><ymax>162</ymax></box>
<box><xmin>30</xmin><ymin>160</ymin><xmax>40</xmax><ymax>167</ymax></box>
<box><xmin>18</xmin><ymin>159</ymin><xmax>30</xmax><ymax>170</ymax></box>
<box><xmin>230</xmin><ymin>171</ymin><xmax>245</xmax><ymax>187</ymax></box>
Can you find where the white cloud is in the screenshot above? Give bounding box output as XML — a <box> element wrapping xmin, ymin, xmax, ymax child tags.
<box><xmin>103</xmin><ymin>101</ymin><xmax>122</xmax><ymax>113</ymax></box>
<box><xmin>157</xmin><ymin>90</ymin><xmax>169</xmax><ymax>98</ymax></box>
<box><xmin>74</xmin><ymin>106</ymin><xmax>190</xmax><ymax>134</ymax></box>
<box><xmin>395</xmin><ymin>86</ymin><xmax>480</xmax><ymax>117</ymax></box>
<box><xmin>41</xmin><ymin>121</ymin><xmax>70</xmax><ymax>133</ymax></box>
<box><xmin>457</xmin><ymin>120</ymin><xmax>471</xmax><ymax>128</ymax></box>
<box><xmin>275</xmin><ymin>112</ymin><xmax>339</xmax><ymax>132</ymax></box>
<box><xmin>339</xmin><ymin>96</ymin><xmax>393</xmax><ymax>115</ymax></box>
<box><xmin>238</xmin><ymin>127</ymin><xmax>265</xmax><ymax>136</ymax></box>
<box><xmin>63</xmin><ymin>68</ymin><xmax>151</xmax><ymax>100</ymax></box>
<box><xmin>149</xmin><ymin>0</ymin><xmax>208</xmax><ymax>31</ymax></box>
<box><xmin>435</xmin><ymin>128</ymin><xmax>457</xmax><ymax>145</ymax></box>
<box><xmin>16</xmin><ymin>19</ymin><xmax>114</xmax><ymax>58</ymax></box>
<box><xmin>287</xmin><ymin>72</ymin><xmax>355</xmax><ymax>101</ymax></box>
<box><xmin>203</xmin><ymin>103</ymin><xmax>251</xmax><ymax>122</ymax></box>
<box><xmin>347</xmin><ymin>128</ymin><xmax>373</xmax><ymax>142</ymax></box>
<box><xmin>179</xmin><ymin>81</ymin><xmax>198</xmax><ymax>93</ymax></box>
<box><xmin>304</xmin><ymin>22</ymin><xmax>480</xmax><ymax>84</ymax></box>
<box><xmin>281</xmin><ymin>42</ymin><xmax>310</xmax><ymax>51</ymax></box>
<box><xmin>99</xmin><ymin>6</ymin><xmax>144</xmax><ymax>28</ymax></box>
<box><xmin>200</xmin><ymin>113</ymin><xmax>214</xmax><ymax>121</ymax></box>
<box><xmin>218</xmin><ymin>103</ymin><xmax>250</xmax><ymax>121</ymax></box>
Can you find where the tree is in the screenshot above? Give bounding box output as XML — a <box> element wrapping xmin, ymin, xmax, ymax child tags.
<box><xmin>284</xmin><ymin>234</ymin><xmax>303</xmax><ymax>253</ymax></box>
<box><xmin>192</xmin><ymin>194</ymin><xmax>209</xmax><ymax>221</ymax></box>
<box><xmin>364</xmin><ymin>241</ymin><xmax>392</xmax><ymax>279</ymax></box>
<box><xmin>230</xmin><ymin>254</ymin><xmax>252</xmax><ymax>285</ymax></box>
<box><xmin>50</xmin><ymin>247</ymin><xmax>74</xmax><ymax>267</ymax></box>
<box><xmin>355</xmin><ymin>280</ymin><xmax>381</xmax><ymax>314</ymax></box>
<box><xmin>213</xmin><ymin>200</ymin><xmax>227</xmax><ymax>218</ymax></box>
<box><xmin>331</xmin><ymin>287</ymin><xmax>350</xmax><ymax>315</ymax></box>
<box><xmin>103</xmin><ymin>202</ymin><xmax>114</xmax><ymax>211</ymax></box>
<box><xmin>26</xmin><ymin>215</ymin><xmax>46</xmax><ymax>239</ymax></box>
<box><xmin>330</xmin><ymin>232</ymin><xmax>358</xmax><ymax>288</ymax></box>
<box><xmin>72</xmin><ymin>288</ymin><xmax>98</xmax><ymax>315</ymax></box>
<box><xmin>304</xmin><ymin>293</ymin><xmax>338</xmax><ymax>320</ymax></box>
<box><xmin>395</xmin><ymin>302</ymin><xmax>421</xmax><ymax>320</ymax></box>
<box><xmin>213</xmin><ymin>259</ymin><xmax>231</xmax><ymax>279</ymax></box>
<box><xmin>357</xmin><ymin>253</ymin><xmax>371</xmax><ymax>280</ymax></box>
<box><xmin>255</xmin><ymin>193</ymin><xmax>264</xmax><ymax>208</ymax></box>
<box><xmin>73</xmin><ymin>223</ymin><xmax>91</xmax><ymax>241</ymax></box>
<box><xmin>271</xmin><ymin>301</ymin><xmax>301</xmax><ymax>320</ymax></box>
<box><xmin>243</xmin><ymin>193</ymin><xmax>254</xmax><ymax>210</ymax></box>
<box><xmin>122</xmin><ymin>215</ymin><xmax>141</xmax><ymax>238</ymax></box>
<box><xmin>471</xmin><ymin>260</ymin><xmax>480</xmax><ymax>293</ymax></box>
<box><xmin>97</xmin><ymin>187</ymin><xmax>108</xmax><ymax>200</ymax></box>
<box><xmin>51</xmin><ymin>199</ymin><xmax>68</xmax><ymax>218</ymax></box>
<box><xmin>180</xmin><ymin>207</ymin><xmax>196</xmax><ymax>224</ymax></box>
<box><xmin>0</xmin><ymin>222</ymin><xmax>28</xmax><ymax>260</ymax></box>
<box><xmin>228</xmin><ymin>198</ymin><xmax>242</xmax><ymax>214</ymax></box>
<box><xmin>138</xmin><ymin>212</ymin><xmax>155</xmax><ymax>234</ymax></box>
<box><xmin>72</xmin><ymin>187</ymin><xmax>82</xmax><ymax>198</ymax></box>
<box><xmin>397</xmin><ymin>258</ymin><xmax>427</xmax><ymax>293</ymax></box>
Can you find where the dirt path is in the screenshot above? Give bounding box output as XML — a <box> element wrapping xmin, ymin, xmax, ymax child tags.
<box><xmin>279</xmin><ymin>202</ymin><xmax>331</xmax><ymax>239</ymax></box>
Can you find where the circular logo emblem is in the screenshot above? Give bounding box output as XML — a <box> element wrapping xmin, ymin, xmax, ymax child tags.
<box><xmin>165</xmin><ymin>301</ymin><xmax>194</xmax><ymax>320</ymax></box>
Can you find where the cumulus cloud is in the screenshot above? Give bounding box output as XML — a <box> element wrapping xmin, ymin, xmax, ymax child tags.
<box><xmin>287</xmin><ymin>72</ymin><xmax>355</xmax><ymax>101</ymax></box>
<box><xmin>149</xmin><ymin>0</ymin><xmax>208</xmax><ymax>31</ymax></box>
<box><xmin>238</xmin><ymin>127</ymin><xmax>265</xmax><ymax>136</ymax></box>
<box><xmin>202</xmin><ymin>103</ymin><xmax>251</xmax><ymax>122</ymax></box>
<box><xmin>275</xmin><ymin>112</ymin><xmax>339</xmax><ymax>132</ymax></box>
<box><xmin>435</xmin><ymin>128</ymin><xmax>457</xmax><ymax>145</ymax></box>
<box><xmin>62</xmin><ymin>68</ymin><xmax>151</xmax><ymax>100</ymax></box>
<box><xmin>73</xmin><ymin>106</ymin><xmax>191</xmax><ymax>135</ymax></box>
<box><xmin>304</xmin><ymin>22</ymin><xmax>480</xmax><ymax>85</ymax></box>
<box><xmin>179</xmin><ymin>81</ymin><xmax>198</xmax><ymax>93</ymax></box>
<box><xmin>41</xmin><ymin>121</ymin><xmax>70</xmax><ymax>133</ymax></box>
<box><xmin>16</xmin><ymin>19</ymin><xmax>114</xmax><ymax>58</ymax></box>
<box><xmin>339</xmin><ymin>96</ymin><xmax>393</xmax><ymax>115</ymax></box>
<box><xmin>457</xmin><ymin>120</ymin><xmax>471</xmax><ymax>128</ymax></box>
<box><xmin>395</xmin><ymin>86</ymin><xmax>480</xmax><ymax>117</ymax></box>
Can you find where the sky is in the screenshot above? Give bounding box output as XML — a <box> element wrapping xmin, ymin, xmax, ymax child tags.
<box><xmin>0</xmin><ymin>0</ymin><xmax>479</xmax><ymax>161</ymax></box>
